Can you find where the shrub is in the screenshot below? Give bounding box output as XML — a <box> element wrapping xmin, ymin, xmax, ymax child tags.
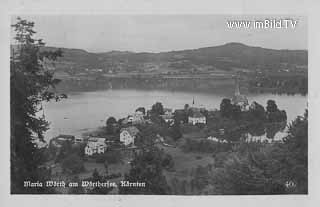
<box><xmin>61</xmin><ymin>153</ymin><xmax>85</xmax><ymax>174</ymax></box>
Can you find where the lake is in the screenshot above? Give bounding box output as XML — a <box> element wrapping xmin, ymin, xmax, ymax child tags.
<box><xmin>42</xmin><ymin>89</ymin><xmax>307</xmax><ymax>141</ymax></box>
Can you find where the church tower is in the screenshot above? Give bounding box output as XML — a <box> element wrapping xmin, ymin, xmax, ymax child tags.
<box><xmin>234</xmin><ymin>75</ymin><xmax>241</xmax><ymax>96</ymax></box>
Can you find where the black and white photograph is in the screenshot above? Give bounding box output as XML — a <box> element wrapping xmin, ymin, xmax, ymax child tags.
<box><xmin>8</xmin><ymin>14</ymin><xmax>309</xmax><ymax>195</ymax></box>
<box><xmin>10</xmin><ymin>15</ymin><xmax>308</xmax><ymax>195</ymax></box>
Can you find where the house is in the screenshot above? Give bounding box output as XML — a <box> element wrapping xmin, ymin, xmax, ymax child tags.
<box><xmin>231</xmin><ymin>76</ymin><xmax>248</xmax><ymax>111</ymax></box>
<box><xmin>55</xmin><ymin>134</ymin><xmax>75</xmax><ymax>142</ymax></box>
<box><xmin>75</xmin><ymin>137</ymin><xmax>84</xmax><ymax>143</ymax></box>
<box><xmin>49</xmin><ymin>134</ymin><xmax>75</xmax><ymax>148</ymax></box>
<box><xmin>33</xmin><ymin>139</ymin><xmax>48</xmax><ymax>149</ymax></box>
<box><xmin>163</xmin><ymin>108</ymin><xmax>173</xmax><ymax>116</ymax></box>
<box><xmin>188</xmin><ymin>107</ymin><xmax>206</xmax><ymax>125</ymax></box>
<box><xmin>120</xmin><ymin>126</ymin><xmax>140</xmax><ymax>146</ymax></box>
<box><xmin>84</xmin><ymin>137</ymin><xmax>107</xmax><ymax>156</ymax></box>
<box><xmin>160</xmin><ymin>114</ymin><xmax>174</xmax><ymax>124</ymax></box>
<box><xmin>207</xmin><ymin>136</ymin><xmax>227</xmax><ymax>143</ymax></box>
<box><xmin>188</xmin><ymin>110</ymin><xmax>206</xmax><ymax>125</ymax></box>
<box><xmin>122</xmin><ymin>112</ymin><xmax>145</xmax><ymax>125</ymax></box>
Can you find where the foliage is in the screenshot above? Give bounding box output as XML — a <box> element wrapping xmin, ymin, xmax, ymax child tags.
<box><xmin>11</xmin><ymin>17</ymin><xmax>66</xmax><ymax>193</ymax></box>
<box><xmin>135</xmin><ymin>107</ymin><xmax>146</xmax><ymax>115</ymax></box>
<box><xmin>220</xmin><ymin>98</ymin><xmax>241</xmax><ymax>119</ymax></box>
<box><xmin>94</xmin><ymin>150</ymin><xmax>122</xmax><ymax>164</ymax></box>
<box><xmin>61</xmin><ymin>153</ymin><xmax>85</xmax><ymax>174</ymax></box>
<box><xmin>106</xmin><ymin>116</ymin><xmax>117</xmax><ymax>126</ymax></box>
<box><xmin>119</xmin><ymin>147</ymin><xmax>171</xmax><ymax>194</ymax></box>
<box><xmin>105</xmin><ymin>116</ymin><xmax>118</xmax><ymax>134</ymax></box>
<box><xmin>266</xmin><ymin>100</ymin><xmax>278</xmax><ymax>113</ymax></box>
<box><xmin>182</xmin><ymin>138</ymin><xmax>231</xmax><ymax>153</ymax></box>
<box><xmin>248</xmin><ymin>101</ymin><xmax>266</xmax><ymax>120</ymax></box>
<box><xmin>54</xmin><ymin>140</ymin><xmax>73</xmax><ymax>163</ymax></box>
<box><xmin>220</xmin><ymin>98</ymin><xmax>233</xmax><ymax>118</ymax></box>
<box><xmin>151</xmin><ymin>102</ymin><xmax>164</xmax><ymax>116</ymax></box>
<box><xmin>208</xmin><ymin>110</ymin><xmax>308</xmax><ymax>194</ymax></box>
<box><xmin>86</xmin><ymin>169</ymin><xmax>113</xmax><ymax>194</ymax></box>
<box><xmin>169</xmin><ymin>121</ymin><xmax>182</xmax><ymax>141</ymax></box>
<box><xmin>174</xmin><ymin>109</ymin><xmax>188</xmax><ymax>124</ymax></box>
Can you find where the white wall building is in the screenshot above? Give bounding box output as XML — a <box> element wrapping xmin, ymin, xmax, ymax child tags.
<box><xmin>188</xmin><ymin>111</ymin><xmax>206</xmax><ymax>125</ymax></box>
<box><xmin>120</xmin><ymin>126</ymin><xmax>140</xmax><ymax>146</ymax></box>
<box><xmin>84</xmin><ymin>137</ymin><xmax>107</xmax><ymax>156</ymax></box>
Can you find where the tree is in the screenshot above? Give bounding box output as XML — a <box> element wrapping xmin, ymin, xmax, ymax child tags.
<box><xmin>87</xmin><ymin>168</ymin><xmax>113</xmax><ymax>194</ymax></box>
<box><xmin>135</xmin><ymin>124</ymin><xmax>158</xmax><ymax>147</ymax></box>
<box><xmin>249</xmin><ymin>101</ymin><xmax>266</xmax><ymax>120</ymax></box>
<box><xmin>106</xmin><ymin>116</ymin><xmax>117</xmax><ymax>134</ymax></box>
<box><xmin>184</xmin><ymin>104</ymin><xmax>189</xmax><ymax>112</ymax></box>
<box><xmin>135</xmin><ymin>107</ymin><xmax>146</xmax><ymax>115</ymax></box>
<box><xmin>169</xmin><ymin>121</ymin><xmax>182</xmax><ymax>141</ymax></box>
<box><xmin>220</xmin><ymin>98</ymin><xmax>233</xmax><ymax>118</ymax></box>
<box><xmin>282</xmin><ymin>110</ymin><xmax>308</xmax><ymax>193</ymax></box>
<box><xmin>61</xmin><ymin>153</ymin><xmax>85</xmax><ymax>174</ymax></box>
<box><xmin>209</xmin><ymin>110</ymin><xmax>308</xmax><ymax>195</ymax></box>
<box><xmin>106</xmin><ymin>116</ymin><xmax>117</xmax><ymax>126</ymax></box>
<box><xmin>266</xmin><ymin>100</ymin><xmax>278</xmax><ymax>113</ymax></box>
<box><xmin>11</xmin><ymin>17</ymin><xmax>65</xmax><ymax>193</ymax></box>
<box><xmin>151</xmin><ymin>102</ymin><xmax>164</xmax><ymax>116</ymax></box>
<box><xmin>55</xmin><ymin>140</ymin><xmax>73</xmax><ymax>163</ymax></box>
<box><xmin>119</xmin><ymin>147</ymin><xmax>171</xmax><ymax>194</ymax></box>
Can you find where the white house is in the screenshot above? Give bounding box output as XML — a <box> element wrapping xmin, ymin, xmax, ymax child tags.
<box><xmin>160</xmin><ymin>114</ymin><xmax>174</xmax><ymax>124</ymax></box>
<box><xmin>207</xmin><ymin>136</ymin><xmax>227</xmax><ymax>143</ymax></box>
<box><xmin>163</xmin><ymin>108</ymin><xmax>173</xmax><ymax>116</ymax></box>
<box><xmin>123</xmin><ymin>112</ymin><xmax>145</xmax><ymax>125</ymax></box>
<box><xmin>84</xmin><ymin>137</ymin><xmax>107</xmax><ymax>156</ymax></box>
<box><xmin>188</xmin><ymin>110</ymin><xmax>206</xmax><ymax>125</ymax></box>
<box><xmin>120</xmin><ymin>126</ymin><xmax>140</xmax><ymax>146</ymax></box>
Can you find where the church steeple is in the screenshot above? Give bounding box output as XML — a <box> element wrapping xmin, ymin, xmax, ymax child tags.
<box><xmin>234</xmin><ymin>76</ymin><xmax>240</xmax><ymax>96</ymax></box>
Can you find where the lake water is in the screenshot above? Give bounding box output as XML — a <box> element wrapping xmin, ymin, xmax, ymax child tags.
<box><xmin>42</xmin><ymin>89</ymin><xmax>307</xmax><ymax>141</ymax></box>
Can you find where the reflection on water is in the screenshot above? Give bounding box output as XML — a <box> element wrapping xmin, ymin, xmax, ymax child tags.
<box><xmin>42</xmin><ymin>89</ymin><xmax>307</xmax><ymax>141</ymax></box>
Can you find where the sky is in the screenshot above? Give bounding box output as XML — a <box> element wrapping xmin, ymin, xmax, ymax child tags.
<box><xmin>11</xmin><ymin>15</ymin><xmax>307</xmax><ymax>53</ymax></box>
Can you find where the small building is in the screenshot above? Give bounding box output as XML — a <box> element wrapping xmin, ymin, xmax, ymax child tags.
<box><xmin>120</xmin><ymin>126</ymin><xmax>140</xmax><ymax>146</ymax></box>
<box><xmin>207</xmin><ymin>136</ymin><xmax>227</xmax><ymax>143</ymax></box>
<box><xmin>33</xmin><ymin>139</ymin><xmax>48</xmax><ymax>149</ymax></box>
<box><xmin>123</xmin><ymin>112</ymin><xmax>145</xmax><ymax>125</ymax></box>
<box><xmin>49</xmin><ymin>134</ymin><xmax>75</xmax><ymax>148</ymax></box>
<box><xmin>188</xmin><ymin>110</ymin><xmax>206</xmax><ymax>125</ymax></box>
<box><xmin>84</xmin><ymin>137</ymin><xmax>107</xmax><ymax>156</ymax></box>
<box><xmin>75</xmin><ymin>137</ymin><xmax>84</xmax><ymax>143</ymax></box>
<box><xmin>160</xmin><ymin>114</ymin><xmax>174</xmax><ymax>124</ymax></box>
<box><xmin>163</xmin><ymin>108</ymin><xmax>173</xmax><ymax>116</ymax></box>
<box><xmin>55</xmin><ymin>134</ymin><xmax>75</xmax><ymax>142</ymax></box>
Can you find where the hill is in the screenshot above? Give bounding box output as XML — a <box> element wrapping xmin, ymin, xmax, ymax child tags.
<box><xmin>12</xmin><ymin>43</ymin><xmax>308</xmax><ymax>73</ymax></box>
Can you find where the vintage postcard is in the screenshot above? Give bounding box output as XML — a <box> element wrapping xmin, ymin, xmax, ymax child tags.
<box><xmin>9</xmin><ymin>14</ymin><xmax>308</xmax><ymax>196</ymax></box>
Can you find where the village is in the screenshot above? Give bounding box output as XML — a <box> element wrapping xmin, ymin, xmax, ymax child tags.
<box><xmin>48</xmin><ymin>77</ymin><xmax>250</xmax><ymax>158</ymax></box>
<box><xmin>34</xmin><ymin>77</ymin><xmax>288</xmax><ymax>194</ymax></box>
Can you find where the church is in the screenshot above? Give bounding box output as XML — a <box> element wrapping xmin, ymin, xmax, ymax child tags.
<box><xmin>231</xmin><ymin>76</ymin><xmax>249</xmax><ymax>111</ymax></box>
<box><xmin>187</xmin><ymin>97</ymin><xmax>207</xmax><ymax>125</ymax></box>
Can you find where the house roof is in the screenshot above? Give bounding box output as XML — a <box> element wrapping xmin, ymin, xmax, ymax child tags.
<box><xmin>164</xmin><ymin>108</ymin><xmax>173</xmax><ymax>113</ymax></box>
<box><xmin>232</xmin><ymin>94</ymin><xmax>249</xmax><ymax>105</ymax></box>
<box><xmin>88</xmin><ymin>137</ymin><xmax>106</xmax><ymax>142</ymax></box>
<box><xmin>160</xmin><ymin>114</ymin><xmax>174</xmax><ymax>119</ymax></box>
<box><xmin>56</xmin><ymin>134</ymin><xmax>75</xmax><ymax>140</ymax></box>
<box><xmin>120</xmin><ymin>126</ymin><xmax>140</xmax><ymax>137</ymax></box>
<box><xmin>190</xmin><ymin>111</ymin><xmax>205</xmax><ymax>118</ymax></box>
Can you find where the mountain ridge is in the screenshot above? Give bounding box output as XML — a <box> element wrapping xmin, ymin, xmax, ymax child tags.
<box><xmin>11</xmin><ymin>42</ymin><xmax>308</xmax><ymax>72</ymax></box>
